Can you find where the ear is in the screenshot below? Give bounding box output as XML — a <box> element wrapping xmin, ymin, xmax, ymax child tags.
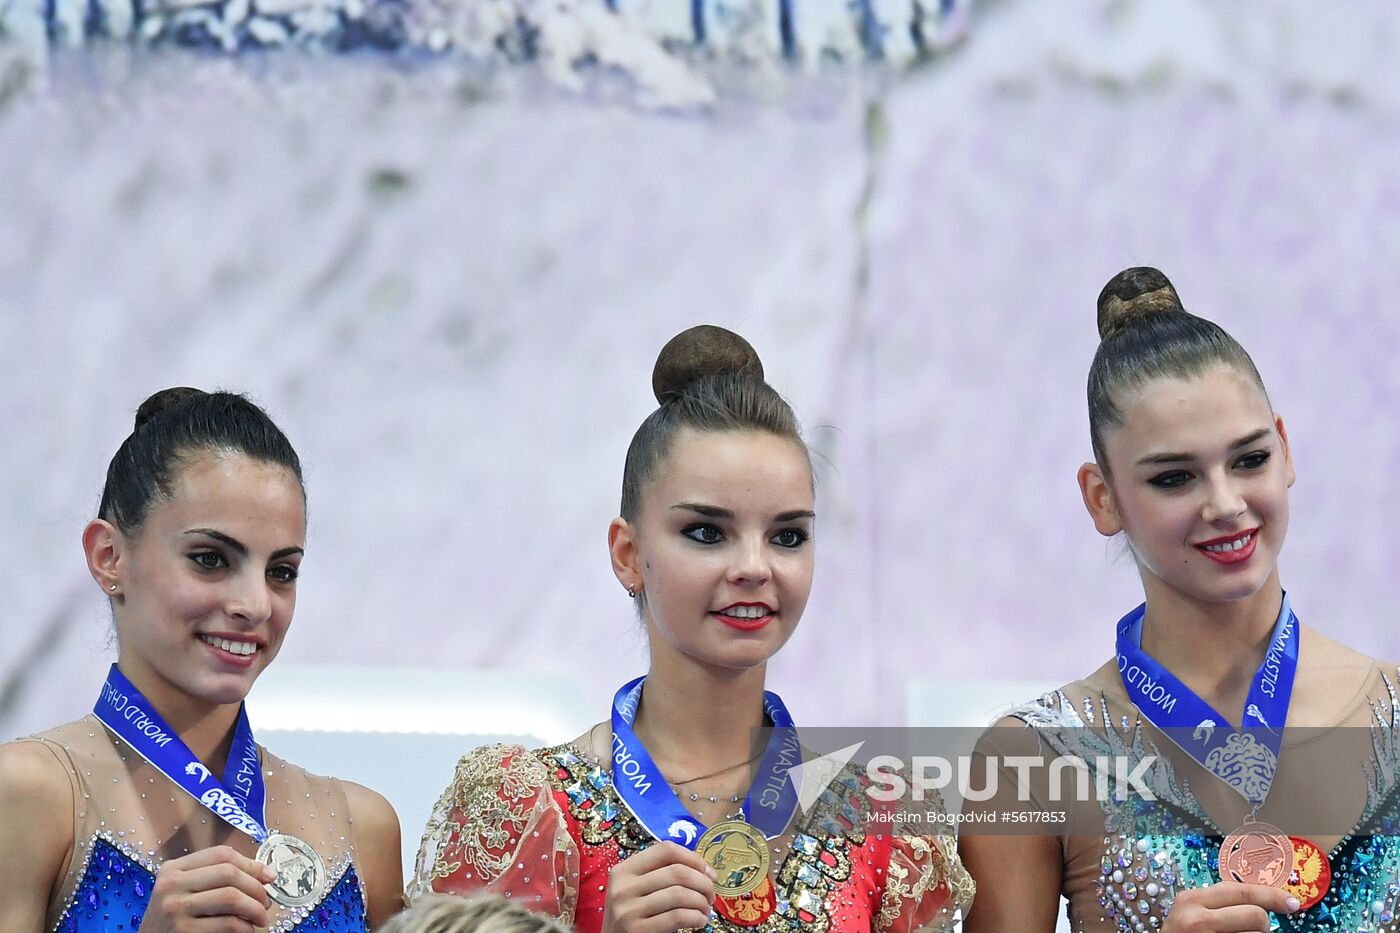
<box><xmin>608</xmin><ymin>517</ymin><xmax>643</xmax><ymax>597</ymax></box>
<box><xmin>83</xmin><ymin>519</ymin><xmax>125</xmax><ymax>598</ymax></box>
<box><xmin>1078</xmin><ymin>462</ymin><xmax>1123</xmax><ymax>537</ymax></box>
<box><xmin>1274</xmin><ymin>413</ymin><xmax>1296</xmax><ymax>489</ymax></box>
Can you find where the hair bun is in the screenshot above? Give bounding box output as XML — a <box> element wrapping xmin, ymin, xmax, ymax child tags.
<box><xmin>1096</xmin><ymin>266</ymin><xmax>1184</xmax><ymax>340</ymax></box>
<box><xmin>134</xmin><ymin>387</ymin><xmax>206</xmax><ymax>430</ymax></box>
<box><xmin>651</xmin><ymin>325</ymin><xmax>765</xmax><ymax>404</ymax></box>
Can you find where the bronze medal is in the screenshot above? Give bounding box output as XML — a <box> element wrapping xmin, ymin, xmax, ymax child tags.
<box><xmin>256</xmin><ymin>831</ymin><xmax>327</xmax><ymax>908</ymax></box>
<box><xmin>697</xmin><ymin>820</ymin><xmax>771</xmax><ymax>898</ymax></box>
<box><xmin>1218</xmin><ymin>821</ymin><xmax>1292</xmax><ymax>887</ymax></box>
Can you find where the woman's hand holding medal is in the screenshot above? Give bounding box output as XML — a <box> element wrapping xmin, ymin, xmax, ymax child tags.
<box><xmin>138</xmin><ymin>845</ymin><xmax>278</xmax><ymax>933</ymax></box>
<box><xmin>601</xmin><ymin>842</ymin><xmax>718</xmax><ymax>933</ymax></box>
<box><xmin>1159</xmin><ymin>882</ymin><xmax>1300</xmax><ymax>932</ymax></box>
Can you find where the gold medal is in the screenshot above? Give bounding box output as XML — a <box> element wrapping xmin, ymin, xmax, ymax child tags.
<box><xmin>697</xmin><ymin>820</ymin><xmax>771</xmax><ymax>898</ymax></box>
<box><xmin>1218</xmin><ymin>821</ymin><xmax>1291</xmax><ymax>887</ymax></box>
<box><xmin>256</xmin><ymin>831</ymin><xmax>327</xmax><ymax>908</ymax></box>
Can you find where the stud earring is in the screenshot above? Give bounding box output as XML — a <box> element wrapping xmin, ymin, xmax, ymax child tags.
<box><xmin>109</xmin><ymin>583</ymin><xmax>118</xmax><ymax>592</ymax></box>
<box><xmin>627</xmin><ymin>584</ymin><xmax>638</xmax><ymax>599</ymax></box>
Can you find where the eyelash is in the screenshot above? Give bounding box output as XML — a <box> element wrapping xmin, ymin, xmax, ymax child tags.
<box><xmin>772</xmin><ymin>528</ymin><xmax>810</xmax><ymax>549</ymax></box>
<box><xmin>268</xmin><ymin>565</ymin><xmax>300</xmax><ymax>585</ymax></box>
<box><xmin>189</xmin><ymin>550</ymin><xmax>299</xmax><ymax>584</ymax></box>
<box><xmin>680</xmin><ymin>525</ymin><xmax>811</xmax><ymax>549</ymax></box>
<box><xmin>1147</xmin><ymin>451</ymin><xmax>1273</xmax><ymax>489</ymax></box>
<box><xmin>190</xmin><ymin>551</ymin><xmax>227</xmax><ymax>571</ymax></box>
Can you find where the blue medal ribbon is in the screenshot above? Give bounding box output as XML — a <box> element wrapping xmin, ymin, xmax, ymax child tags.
<box><xmin>93</xmin><ymin>664</ymin><xmax>269</xmax><ymax>841</ymax></box>
<box><xmin>610</xmin><ymin>676</ymin><xmax>801</xmax><ymax>846</ymax></box>
<box><xmin>1116</xmin><ymin>595</ymin><xmax>1299</xmax><ymax>805</ymax></box>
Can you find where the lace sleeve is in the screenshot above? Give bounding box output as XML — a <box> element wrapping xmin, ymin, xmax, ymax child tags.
<box><xmin>408</xmin><ymin>743</ymin><xmax>579</xmax><ymax>924</ymax></box>
<box><xmin>873</xmin><ymin>780</ymin><xmax>974</xmax><ymax>933</ymax></box>
<box><xmin>875</xmin><ymin>830</ymin><xmax>974</xmax><ymax>933</ymax></box>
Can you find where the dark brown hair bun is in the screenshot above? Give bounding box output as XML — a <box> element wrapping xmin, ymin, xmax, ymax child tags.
<box><xmin>1096</xmin><ymin>266</ymin><xmax>1184</xmax><ymax>340</ymax></box>
<box><xmin>651</xmin><ymin>325</ymin><xmax>764</xmax><ymax>405</ymax></box>
<box><xmin>101</xmin><ymin>389</ymin><xmax>303</xmax><ymax>534</ymax></box>
<box><xmin>134</xmin><ymin>387</ymin><xmax>207</xmax><ymax>430</ymax></box>
<box><xmin>1086</xmin><ymin>265</ymin><xmax>1269</xmax><ymax>467</ymax></box>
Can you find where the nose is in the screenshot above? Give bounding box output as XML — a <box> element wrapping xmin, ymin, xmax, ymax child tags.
<box><xmin>729</xmin><ymin>536</ymin><xmax>772</xmax><ymax>587</ymax></box>
<box><xmin>229</xmin><ymin>572</ymin><xmax>273</xmax><ymax>626</ymax></box>
<box><xmin>1201</xmin><ymin>473</ymin><xmax>1248</xmax><ymax>525</ymax></box>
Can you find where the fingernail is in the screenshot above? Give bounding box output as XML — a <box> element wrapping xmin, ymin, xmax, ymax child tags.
<box><xmin>705</xmin><ymin>867</ymin><xmax>717</xmax><ymax>879</ymax></box>
<box><xmin>1285</xmin><ymin>896</ymin><xmax>1301</xmax><ymax>912</ymax></box>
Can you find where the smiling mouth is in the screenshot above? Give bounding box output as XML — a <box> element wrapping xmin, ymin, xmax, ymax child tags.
<box><xmin>712</xmin><ymin>604</ymin><xmax>775</xmax><ymax>631</ymax></box>
<box><xmin>1194</xmin><ymin>529</ymin><xmax>1257</xmax><ymax>564</ymax></box>
<box><xmin>198</xmin><ymin>634</ymin><xmax>261</xmax><ymax>658</ymax></box>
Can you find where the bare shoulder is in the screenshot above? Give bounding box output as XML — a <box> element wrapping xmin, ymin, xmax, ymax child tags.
<box><xmin>1302</xmin><ymin>624</ymin><xmax>1378</xmax><ymax>670</ymax></box>
<box><xmin>569</xmin><ymin>721</ymin><xmax>609</xmax><ymax>752</ymax></box>
<box><xmin>338</xmin><ymin>781</ymin><xmax>405</xmax><ymax>925</ymax></box>
<box><xmin>1293</xmin><ymin>625</ymin><xmax>1385</xmax><ymax>725</ymax></box>
<box><xmin>340</xmin><ymin>780</ymin><xmax>401</xmax><ymax>844</ymax></box>
<box><xmin>0</xmin><ymin>740</ymin><xmax>76</xmax><ymax>928</ymax></box>
<box><xmin>567</xmin><ymin>721</ymin><xmax>610</xmax><ymax>769</ymax></box>
<box><xmin>0</xmin><ymin>739</ymin><xmax>72</xmax><ymax>817</ymax></box>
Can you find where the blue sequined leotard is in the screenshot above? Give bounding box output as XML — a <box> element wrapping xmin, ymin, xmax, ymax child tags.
<box><xmin>24</xmin><ymin>716</ymin><xmax>369</xmax><ymax>933</ymax></box>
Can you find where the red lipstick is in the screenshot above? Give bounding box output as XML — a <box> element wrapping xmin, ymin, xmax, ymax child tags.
<box><xmin>1193</xmin><ymin>529</ymin><xmax>1258</xmax><ymax>565</ymax></box>
<box><xmin>711</xmin><ymin>601</ymin><xmax>775</xmax><ymax>632</ymax></box>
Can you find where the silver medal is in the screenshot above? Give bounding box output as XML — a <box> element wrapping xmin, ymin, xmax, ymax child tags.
<box><xmin>256</xmin><ymin>832</ymin><xmax>327</xmax><ymax>908</ymax></box>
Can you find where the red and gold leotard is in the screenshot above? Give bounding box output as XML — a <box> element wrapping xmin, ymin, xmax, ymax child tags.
<box><xmin>411</xmin><ymin>743</ymin><xmax>974</xmax><ymax>933</ymax></box>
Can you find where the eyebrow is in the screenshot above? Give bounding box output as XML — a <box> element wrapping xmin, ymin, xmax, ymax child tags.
<box><xmin>1134</xmin><ymin>428</ymin><xmax>1273</xmax><ymax>467</ymax></box>
<box><xmin>670</xmin><ymin>503</ymin><xmax>816</xmax><ymax>522</ymax></box>
<box><xmin>184</xmin><ymin>529</ymin><xmax>305</xmax><ymax>561</ymax></box>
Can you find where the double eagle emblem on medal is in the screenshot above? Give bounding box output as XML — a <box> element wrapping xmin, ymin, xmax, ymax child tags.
<box><xmin>1218</xmin><ymin>822</ymin><xmax>1330</xmax><ymax>911</ymax></box>
<box><xmin>1190</xmin><ymin>730</ymin><xmax>1330</xmax><ymax>909</ymax></box>
<box><xmin>668</xmin><ymin>818</ymin><xmax>776</xmax><ymax>926</ymax></box>
<box><xmin>186</xmin><ymin>762</ymin><xmax>329</xmax><ymax>908</ymax></box>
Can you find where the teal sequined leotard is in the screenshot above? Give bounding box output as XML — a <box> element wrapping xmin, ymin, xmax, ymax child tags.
<box><xmin>1002</xmin><ymin>659</ymin><xmax>1400</xmax><ymax>932</ymax></box>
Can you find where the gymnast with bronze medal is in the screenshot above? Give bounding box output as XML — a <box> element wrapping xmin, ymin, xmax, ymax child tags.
<box><xmin>0</xmin><ymin>389</ymin><xmax>402</xmax><ymax>932</ymax></box>
<box><xmin>961</xmin><ymin>269</ymin><xmax>1400</xmax><ymax>933</ymax></box>
<box><xmin>412</xmin><ymin>326</ymin><xmax>974</xmax><ymax>933</ymax></box>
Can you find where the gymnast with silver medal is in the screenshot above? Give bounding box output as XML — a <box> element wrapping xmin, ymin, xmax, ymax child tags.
<box><xmin>258</xmin><ymin>830</ymin><xmax>328</xmax><ymax>907</ymax></box>
<box><xmin>93</xmin><ymin>665</ymin><xmax>327</xmax><ymax>909</ymax></box>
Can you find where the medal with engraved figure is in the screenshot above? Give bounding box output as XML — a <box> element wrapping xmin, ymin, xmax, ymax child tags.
<box><xmin>92</xmin><ymin>668</ymin><xmax>332</xmax><ymax>912</ymax></box>
<box><xmin>697</xmin><ymin>820</ymin><xmax>771</xmax><ymax>897</ymax></box>
<box><xmin>257</xmin><ymin>831</ymin><xmax>328</xmax><ymax>908</ymax></box>
<box><xmin>1217</xmin><ymin>821</ymin><xmax>1291</xmax><ymax>887</ymax></box>
<box><xmin>607</xmin><ymin>677</ymin><xmax>798</xmax><ymax>927</ymax></box>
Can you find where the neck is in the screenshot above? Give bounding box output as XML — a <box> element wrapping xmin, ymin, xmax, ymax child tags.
<box><xmin>114</xmin><ymin>658</ymin><xmax>243</xmax><ymax>774</ymax></box>
<box><xmin>631</xmin><ymin>650</ymin><xmax>769</xmax><ymax>789</ymax></box>
<box><xmin>1137</xmin><ymin>570</ymin><xmax>1286</xmax><ymax>720</ymax></box>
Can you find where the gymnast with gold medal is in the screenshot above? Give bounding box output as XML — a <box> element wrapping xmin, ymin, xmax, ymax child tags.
<box><xmin>412</xmin><ymin>326</ymin><xmax>974</xmax><ymax>933</ymax></box>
